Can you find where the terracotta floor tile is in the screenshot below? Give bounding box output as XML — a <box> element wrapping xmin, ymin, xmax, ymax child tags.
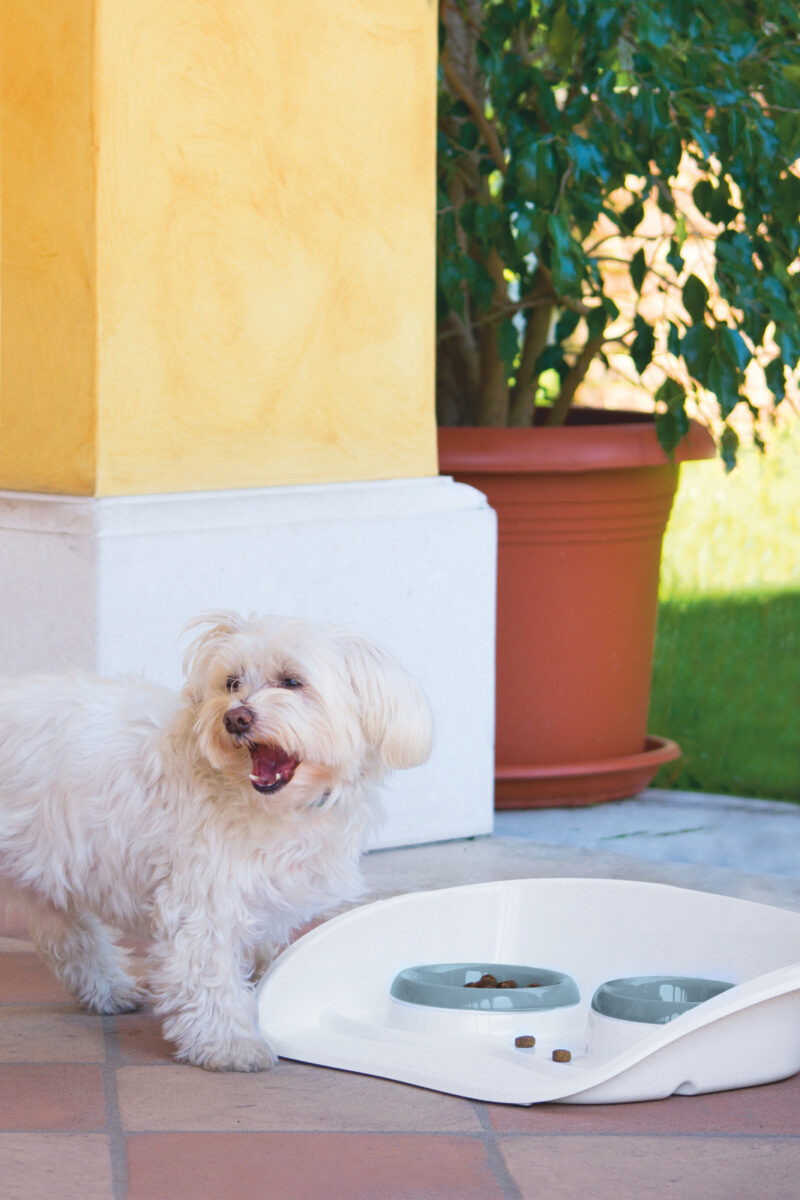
<box><xmin>0</xmin><ymin>883</ymin><xmax>30</xmax><ymax>939</ymax></box>
<box><xmin>118</xmin><ymin>1059</ymin><xmax>482</xmax><ymax>1133</ymax></box>
<box><xmin>0</xmin><ymin>935</ymin><xmax>34</xmax><ymax>951</ymax></box>
<box><xmin>114</xmin><ymin>1009</ymin><xmax>175</xmax><ymax>1065</ymax></box>
<box><xmin>0</xmin><ymin>1133</ymin><xmax>113</xmax><ymax>1200</ymax></box>
<box><xmin>127</xmin><ymin>1132</ymin><xmax>505</xmax><ymax>1200</ymax></box>
<box><xmin>0</xmin><ymin>951</ymin><xmax>73</xmax><ymax>1003</ymax></box>
<box><xmin>0</xmin><ymin>1005</ymin><xmax>106</xmax><ymax>1063</ymax></box>
<box><xmin>499</xmin><ymin>1133</ymin><xmax>800</xmax><ymax>1199</ymax></box>
<box><xmin>490</xmin><ymin>1071</ymin><xmax>800</xmax><ymax>1136</ymax></box>
<box><xmin>0</xmin><ymin>1064</ymin><xmax>106</xmax><ymax>1131</ymax></box>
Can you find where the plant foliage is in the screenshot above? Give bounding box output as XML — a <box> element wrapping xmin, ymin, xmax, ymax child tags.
<box><xmin>436</xmin><ymin>0</ymin><xmax>800</xmax><ymax>460</ymax></box>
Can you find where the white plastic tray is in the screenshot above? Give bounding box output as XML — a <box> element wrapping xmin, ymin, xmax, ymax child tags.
<box><xmin>257</xmin><ymin>878</ymin><xmax>800</xmax><ymax>1104</ymax></box>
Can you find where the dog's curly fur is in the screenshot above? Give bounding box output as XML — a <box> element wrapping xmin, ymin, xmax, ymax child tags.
<box><xmin>0</xmin><ymin>612</ymin><xmax>432</xmax><ymax>1070</ymax></box>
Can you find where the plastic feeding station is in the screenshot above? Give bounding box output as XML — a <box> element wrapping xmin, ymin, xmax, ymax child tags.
<box><xmin>257</xmin><ymin>878</ymin><xmax>800</xmax><ymax>1105</ymax></box>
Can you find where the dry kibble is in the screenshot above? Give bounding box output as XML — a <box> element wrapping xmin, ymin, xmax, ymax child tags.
<box><xmin>465</xmin><ymin>974</ymin><xmax>500</xmax><ymax>989</ymax></box>
<box><xmin>463</xmin><ymin>973</ymin><xmax>545</xmax><ymax>990</ymax></box>
<box><xmin>552</xmin><ymin>1049</ymin><xmax>571</xmax><ymax>1063</ymax></box>
<box><xmin>514</xmin><ymin>1035</ymin><xmax>536</xmax><ymax>1048</ymax></box>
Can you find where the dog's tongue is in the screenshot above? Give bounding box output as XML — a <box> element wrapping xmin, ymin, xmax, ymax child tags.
<box><xmin>249</xmin><ymin>744</ymin><xmax>299</xmax><ymax>793</ymax></box>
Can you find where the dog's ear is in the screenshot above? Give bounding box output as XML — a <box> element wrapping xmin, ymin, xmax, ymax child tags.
<box><xmin>337</xmin><ymin>634</ymin><xmax>433</xmax><ymax>770</ymax></box>
<box><xmin>181</xmin><ymin>611</ymin><xmax>248</xmax><ymax>702</ymax></box>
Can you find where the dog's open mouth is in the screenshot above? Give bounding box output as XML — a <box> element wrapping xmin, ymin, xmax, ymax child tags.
<box><xmin>248</xmin><ymin>743</ymin><xmax>300</xmax><ymax>794</ymax></box>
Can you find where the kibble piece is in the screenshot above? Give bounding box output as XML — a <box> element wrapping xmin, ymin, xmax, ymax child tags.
<box><xmin>526</xmin><ymin>983</ymin><xmax>542</xmax><ymax>989</ymax></box>
<box><xmin>552</xmin><ymin>1049</ymin><xmax>571</xmax><ymax>1063</ymax></box>
<box><xmin>514</xmin><ymin>1035</ymin><xmax>536</xmax><ymax>1048</ymax></box>
<box><xmin>464</xmin><ymin>974</ymin><xmax>497</xmax><ymax>989</ymax></box>
<box><xmin>498</xmin><ymin>980</ymin><xmax>518</xmax><ymax>989</ymax></box>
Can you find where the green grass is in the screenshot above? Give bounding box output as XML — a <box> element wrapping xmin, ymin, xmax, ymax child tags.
<box><xmin>648</xmin><ymin>419</ymin><xmax>800</xmax><ymax>801</ymax></box>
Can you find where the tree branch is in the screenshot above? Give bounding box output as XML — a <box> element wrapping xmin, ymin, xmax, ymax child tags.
<box><xmin>508</xmin><ymin>304</ymin><xmax>553</xmax><ymax>426</ymax></box>
<box><xmin>509</xmin><ymin>268</ymin><xmax>555</xmax><ymax>426</ymax></box>
<box><xmin>546</xmin><ymin>335</ymin><xmax>606</xmax><ymax>426</ymax></box>
<box><xmin>475</xmin><ymin>249</ymin><xmax>512</xmax><ymax>425</ymax></box>
<box><xmin>439</xmin><ymin>48</ymin><xmax>507</xmax><ymax>174</ymax></box>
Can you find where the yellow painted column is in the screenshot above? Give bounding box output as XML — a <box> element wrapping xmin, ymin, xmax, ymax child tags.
<box><xmin>1</xmin><ymin>0</ymin><xmax>437</xmax><ymax>496</ymax></box>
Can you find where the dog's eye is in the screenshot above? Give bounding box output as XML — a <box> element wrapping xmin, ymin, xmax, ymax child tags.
<box><xmin>279</xmin><ymin>677</ymin><xmax>303</xmax><ymax>690</ymax></box>
<box><xmin>226</xmin><ymin>676</ymin><xmax>241</xmax><ymax>693</ymax></box>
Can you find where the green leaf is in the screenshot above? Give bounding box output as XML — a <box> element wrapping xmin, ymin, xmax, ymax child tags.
<box><xmin>775</xmin><ymin>323</ymin><xmax>800</xmax><ymax>370</ymax></box>
<box><xmin>682</xmin><ymin>274</ymin><xmax>710</xmax><ymax>324</ymax></box>
<box><xmin>567</xmin><ymin>133</ymin><xmax>608</xmax><ymax>184</ymax></box>
<box><xmin>655</xmin><ymin>377</ymin><xmax>687</xmax><ymax>413</ymax></box>
<box><xmin>555</xmin><ymin>309</ymin><xmax>581</xmax><ymax>342</ymax></box>
<box><xmin>667</xmin><ymin>321</ymin><xmax>681</xmax><ymax>359</ymax></box>
<box><xmin>460</xmin><ymin>201</ymin><xmax>501</xmax><ymax>256</ymax></box>
<box><xmin>654</xmin><ymin>375</ymin><xmax>690</xmax><ymax>451</ymax></box>
<box><xmin>631</xmin><ymin>315</ymin><xmax>656</xmax><ymax>376</ymax></box>
<box><xmin>765</xmin><ymin>358</ymin><xmax>786</xmax><ymax>405</ymax></box>
<box><xmin>692</xmin><ymin>180</ymin><xmax>715</xmax><ymax>220</ymax></box>
<box><xmin>510</xmin><ymin>140</ymin><xmax>559</xmax><ymax>208</ymax></box>
<box><xmin>586</xmin><ymin>304</ymin><xmax>607</xmax><ymax>339</ymax></box>
<box><xmin>630</xmin><ymin>247</ymin><xmax>647</xmax><ymax>293</ymax></box>
<box><xmin>636</xmin><ymin>6</ymin><xmax>671</xmax><ymax>47</ymax></box>
<box><xmin>666</xmin><ymin>238</ymin><xmax>684</xmax><ymax>275</ymax></box>
<box><xmin>691</xmin><ymin>177</ymin><xmax>738</xmax><ymax>225</ymax></box>
<box><xmin>601</xmin><ymin>295</ymin><xmax>621</xmax><ymax>324</ymax></box>
<box><xmin>548</xmin><ymin>4</ymin><xmax>576</xmax><ymax>71</ymax></box>
<box><xmin>706</xmin><ymin>349</ymin><xmax>740</xmax><ymax>416</ymax></box>
<box><xmin>720</xmin><ymin>327</ymin><xmax>751</xmax><ymax>373</ymax></box>
<box><xmin>720</xmin><ymin>424</ymin><xmax>740</xmax><ymax>472</ymax></box>
<box><xmin>656</xmin><ymin>409</ymin><xmax>688</xmax><ymax>455</ymax></box>
<box><xmin>681</xmin><ymin>323</ymin><xmax>716</xmax><ymax>383</ymax></box>
<box><xmin>496</xmin><ymin>319</ymin><xmax>520</xmax><ymax>378</ymax></box>
<box><xmin>468</xmin><ymin>259</ymin><xmax>497</xmax><ymax>314</ymax></box>
<box><xmin>546</xmin><ymin>214</ymin><xmax>582</xmax><ymax>295</ymax></box>
<box><xmin>436</xmin><ymin>255</ymin><xmax>467</xmax><ymax>320</ymax></box>
<box><xmin>512</xmin><ymin>205</ymin><xmax>545</xmax><ymax>257</ymax></box>
<box><xmin>457</xmin><ymin>121</ymin><xmax>480</xmax><ymax>152</ymax></box>
<box><xmin>618</xmin><ymin>197</ymin><xmax>645</xmax><ymax>235</ymax></box>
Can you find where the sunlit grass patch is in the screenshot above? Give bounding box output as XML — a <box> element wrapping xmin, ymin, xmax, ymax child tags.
<box><xmin>659</xmin><ymin>420</ymin><xmax>800</xmax><ymax>600</ymax></box>
<box><xmin>649</xmin><ymin>420</ymin><xmax>800</xmax><ymax>801</ymax></box>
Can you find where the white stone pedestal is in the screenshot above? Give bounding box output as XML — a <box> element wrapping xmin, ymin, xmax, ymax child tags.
<box><xmin>0</xmin><ymin>477</ymin><xmax>496</xmax><ymax>848</ymax></box>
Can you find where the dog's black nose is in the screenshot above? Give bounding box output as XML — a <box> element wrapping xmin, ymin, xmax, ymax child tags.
<box><xmin>224</xmin><ymin>705</ymin><xmax>255</xmax><ymax>734</ymax></box>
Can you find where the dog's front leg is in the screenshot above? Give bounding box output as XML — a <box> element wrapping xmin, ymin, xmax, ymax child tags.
<box><xmin>148</xmin><ymin>895</ymin><xmax>275</xmax><ymax>1072</ymax></box>
<box><xmin>31</xmin><ymin>906</ymin><xmax>148</xmax><ymax>1015</ymax></box>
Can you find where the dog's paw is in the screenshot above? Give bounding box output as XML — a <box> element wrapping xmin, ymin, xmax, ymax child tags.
<box><xmin>83</xmin><ymin>979</ymin><xmax>150</xmax><ymax>1015</ymax></box>
<box><xmin>182</xmin><ymin>1034</ymin><xmax>277</xmax><ymax>1073</ymax></box>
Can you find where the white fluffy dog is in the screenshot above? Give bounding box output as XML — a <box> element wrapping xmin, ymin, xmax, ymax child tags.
<box><xmin>0</xmin><ymin>611</ymin><xmax>432</xmax><ymax>1070</ymax></box>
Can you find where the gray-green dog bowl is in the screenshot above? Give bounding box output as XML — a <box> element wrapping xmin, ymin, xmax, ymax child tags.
<box><xmin>390</xmin><ymin>962</ymin><xmax>580</xmax><ymax>1012</ymax></box>
<box><xmin>591</xmin><ymin>976</ymin><xmax>734</xmax><ymax>1025</ymax></box>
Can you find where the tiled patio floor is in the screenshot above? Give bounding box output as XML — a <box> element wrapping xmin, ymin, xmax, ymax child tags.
<box><xmin>2</xmin><ymin>811</ymin><xmax>800</xmax><ymax>1199</ymax></box>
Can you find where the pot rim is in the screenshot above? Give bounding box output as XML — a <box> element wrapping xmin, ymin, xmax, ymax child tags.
<box><xmin>437</xmin><ymin>411</ymin><xmax>715</xmax><ymax>474</ymax></box>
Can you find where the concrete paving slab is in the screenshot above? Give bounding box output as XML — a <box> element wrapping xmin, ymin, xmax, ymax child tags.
<box><xmin>362</xmin><ymin>831</ymin><xmax>800</xmax><ymax>913</ymax></box>
<box><xmin>494</xmin><ymin>788</ymin><xmax>800</xmax><ymax>879</ymax></box>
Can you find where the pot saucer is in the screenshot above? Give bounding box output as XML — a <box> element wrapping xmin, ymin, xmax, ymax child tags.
<box><xmin>494</xmin><ymin>734</ymin><xmax>681</xmax><ymax>808</ymax></box>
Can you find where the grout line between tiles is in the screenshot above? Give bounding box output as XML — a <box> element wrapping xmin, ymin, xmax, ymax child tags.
<box><xmin>101</xmin><ymin>1015</ymin><xmax>129</xmax><ymax>1200</ymax></box>
<box><xmin>472</xmin><ymin>1103</ymin><xmax>526</xmax><ymax>1200</ymax></box>
<box><xmin>491</xmin><ymin>1130</ymin><xmax>800</xmax><ymax>1141</ymax></box>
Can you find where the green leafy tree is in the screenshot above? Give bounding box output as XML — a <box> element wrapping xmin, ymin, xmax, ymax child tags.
<box><xmin>436</xmin><ymin>0</ymin><xmax>800</xmax><ymax>464</ymax></box>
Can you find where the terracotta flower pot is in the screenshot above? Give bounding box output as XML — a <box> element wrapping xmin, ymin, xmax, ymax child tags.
<box><xmin>438</xmin><ymin>410</ymin><xmax>716</xmax><ymax>808</ymax></box>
